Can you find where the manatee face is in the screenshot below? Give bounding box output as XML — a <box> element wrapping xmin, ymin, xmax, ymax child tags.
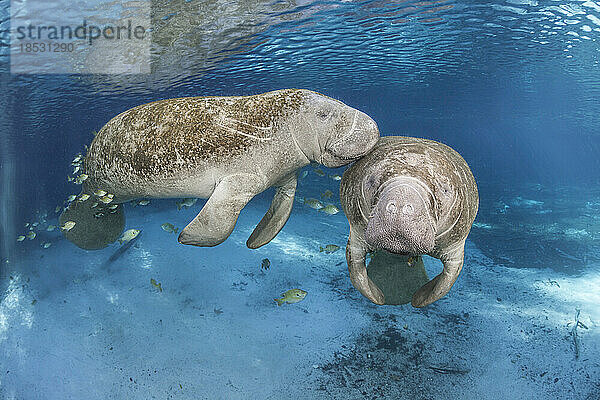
<box><xmin>59</xmin><ymin>198</ymin><xmax>125</xmax><ymax>250</ymax></box>
<box><xmin>365</xmin><ymin>182</ymin><xmax>435</xmax><ymax>255</ymax></box>
<box><xmin>309</xmin><ymin>95</ymin><xmax>379</xmax><ymax>168</ymax></box>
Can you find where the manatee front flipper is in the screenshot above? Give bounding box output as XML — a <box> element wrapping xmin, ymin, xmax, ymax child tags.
<box><xmin>246</xmin><ymin>172</ymin><xmax>297</xmax><ymax>249</ymax></box>
<box><xmin>346</xmin><ymin>229</ymin><xmax>385</xmax><ymax>305</ymax></box>
<box><xmin>411</xmin><ymin>239</ymin><xmax>466</xmax><ymax>308</ymax></box>
<box><xmin>178</xmin><ymin>174</ymin><xmax>262</xmax><ymax>247</ymax></box>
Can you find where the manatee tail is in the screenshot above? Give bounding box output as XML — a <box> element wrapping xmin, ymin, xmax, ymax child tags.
<box><xmin>60</xmin><ymin>196</ymin><xmax>125</xmax><ymax>250</ymax></box>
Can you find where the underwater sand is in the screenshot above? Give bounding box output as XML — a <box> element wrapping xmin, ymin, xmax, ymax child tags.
<box><xmin>1</xmin><ymin>174</ymin><xmax>599</xmax><ymax>399</ymax></box>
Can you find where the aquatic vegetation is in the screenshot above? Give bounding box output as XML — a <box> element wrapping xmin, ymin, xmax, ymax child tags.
<box><xmin>150</xmin><ymin>278</ymin><xmax>163</xmax><ymax>292</ymax></box>
<box><xmin>261</xmin><ymin>258</ymin><xmax>270</xmax><ymax>270</ymax></box>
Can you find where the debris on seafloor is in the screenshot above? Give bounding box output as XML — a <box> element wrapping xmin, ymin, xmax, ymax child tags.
<box><xmin>428</xmin><ymin>366</ymin><xmax>470</xmax><ymax>375</ymax></box>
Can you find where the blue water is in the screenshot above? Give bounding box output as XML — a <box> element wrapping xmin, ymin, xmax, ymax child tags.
<box><xmin>1</xmin><ymin>0</ymin><xmax>599</xmax><ymax>399</ymax></box>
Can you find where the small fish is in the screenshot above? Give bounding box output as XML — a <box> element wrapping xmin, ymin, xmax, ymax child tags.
<box><xmin>99</xmin><ymin>195</ymin><xmax>113</xmax><ymax>204</ymax></box>
<box><xmin>67</xmin><ymin>176</ymin><xmax>74</xmax><ymax>182</ymax></box>
<box><xmin>300</xmin><ymin>170</ymin><xmax>308</xmax><ymax>179</ymax></box>
<box><xmin>16</xmin><ymin>235</ymin><xmax>25</xmax><ymax>242</ymax></box>
<box><xmin>32</xmin><ymin>222</ymin><xmax>39</xmax><ymax>227</ymax></box>
<box><xmin>91</xmin><ymin>202</ymin><xmax>99</xmax><ymax>208</ymax></box>
<box><xmin>303</xmin><ymin>198</ymin><xmax>324</xmax><ymax>210</ymax></box>
<box><xmin>261</xmin><ymin>258</ymin><xmax>270</xmax><ymax>270</ymax></box>
<box><xmin>320</xmin><ymin>244</ymin><xmax>340</xmax><ymax>254</ymax></box>
<box><xmin>107</xmin><ymin>193</ymin><xmax>114</xmax><ymax>199</ymax></box>
<box><xmin>75</xmin><ymin>174</ymin><xmax>88</xmax><ymax>184</ymax></box>
<box><xmin>26</xmin><ymin>231</ymin><xmax>36</xmax><ymax>240</ymax></box>
<box><xmin>46</xmin><ymin>225</ymin><xmax>56</xmax><ymax>232</ymax></box>
<box><xmin>118</xmin><ymin>228</ymin><xmax>140</xmax><ymax>244</ymax></box>
<box><xmin>214</xmin><ymin>307</ymin><xmax>223</xmax><ymax>315</ymax></box>
<box><xmin>31</xmin><ymin>299</ymin><xmax>37</xmax><ymax>305</ymax></box>
<box><xmin>274</xmin><ymin>289</ymin><xmax>307</xmax><ymax>306</ymax></box>
<box><xmin>72</xmin><ymin>166</ymin><xmax>80</xmax><ymax>174</ymax></box>
<box><xmin>150</xmin><ymin>278</ymin><xmax>162</xmax><ymax>292</ymax></box>
<box><xmin>24</xmin><ymin>223</ymin><xmax>30</xmax><ymax>228</ymax></box>
<box><xmin>94</xmin><ymin>211</ymin><xmax>105</xmax><ymax>219</ymax></box>
<box><xmin>91</xmin><ymin>130</ymin><xmax>98</xmax><ymax>136</ymax></box>
<box><xmin>176</xmin><ymin>198</ymin><xmax>197</xmax><ymax>210</ymax></box>
<box><xmin>329</xmin><ymin>174</ymin><xmax>342</xmax><ymax>181</ymax></box>
<box><xmin>42</xmin><ymin>242</ymin><xmax>51</xmax><ymax>249</ymax></box>
<box><xmin>67</xmin><ymin>195</ymin><xmax>77</xmax><ymax>202</ymax></box>
<box><xmin>61</xmin><ymin>221</ymin><xmax>76</xmax><ymax>231</ymax></box>
<box><xmin>108</xmin><ymin>204</ymin><xmax>118</xmax><ymax>210</ymax></box>
<box><xmin>320</xmin><ymin>204</ymin><xmax>340</xmax><ymax>215</ymax></box>
<box><xmin>55</xmin><ymin>205</ymin><xmax>62</xmax><ymax>213</ymax></box>
<box><xmin>313</xmin><ymin>168</ymin><xmax>325</xmax><ymax>177</ymax></box>
<box><xmin>72</xmin><ymin>154</ymin><xmax>82</xmax><ymax>164</ymax></box>
<box><xmin>407</xmin><ymin>256</ymin><xmax>415</xmax><ymax>267</ymax></box>
<box><xmin>321</xmin><ymin>190</ymin><xmax>334</xmax><ymax>199</ymax></box>
<box><xmin>161</xmin><ymin>223</ymin><xmax>178</xmax><ymax>233</ymax></box>
<box><xmin>78</xmin><ymin>194</ymin><xmax>90</xmax><ymax>202</ymax></box>
<box><xmin>137</xmin><ymin>199</ymin><xmax>150</xmax><ymax>206</ymax></box>
<box><xmin>94</xmin><ymin>189</ymin><xmax>107</xmax><ymax>197</ymax></box>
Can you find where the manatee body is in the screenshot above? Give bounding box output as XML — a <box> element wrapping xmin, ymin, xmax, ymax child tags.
<box><xmin>340</xmin><ymin>136</ymin><xmax>479</xmax><ymax>307</ymax></box>
<box><xmin>62</xmin><ymin>89</ymin><xmax>379</xmax><ymax>250</ymax></box>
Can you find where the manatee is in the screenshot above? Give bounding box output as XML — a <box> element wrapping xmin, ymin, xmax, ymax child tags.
<box><xmin>62</xmin><ymin>89</ymin><xmax>379</xmax><ymax>250</ymax></box>
<box><xmin>340</xmin><ymin>136</ymin><xmax>479</xmax><ymax>307</ymax></box>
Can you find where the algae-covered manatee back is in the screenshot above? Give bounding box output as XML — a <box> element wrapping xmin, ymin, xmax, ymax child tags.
<box><xmin>59</xmin><ymin>199</ymin><xmax>125</xmax><ymax>250</ymax></box>
<box><xmin>367</xmin><ymin>251</ymin><xmax>429</xmax><ymax>305</ymax></box>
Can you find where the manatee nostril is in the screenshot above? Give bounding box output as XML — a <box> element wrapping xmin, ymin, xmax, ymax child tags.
<box><xmin>402</xmin><ymin>204</ymin><xmax>414</xmax><ymax>215</ymax></box>
<box><xmin>386</xmin><ymin>202</ymin><xmax>397</xmax><ymax>213</ymax></box>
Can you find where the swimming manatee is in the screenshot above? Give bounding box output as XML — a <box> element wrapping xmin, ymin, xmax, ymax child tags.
<box><xmin>61</xmin><ymin>89</ymin><xmax>379</xmax><ymax>250</ymax></box>
<box><xmin>340</xmin><ymin>136</ymin><xmax>479</xmax><ymax>307</ymax></box>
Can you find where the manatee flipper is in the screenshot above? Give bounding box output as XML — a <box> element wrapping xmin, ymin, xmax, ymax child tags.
<box><xmin>178</xmin><ymin>174</ymin><xmax>262</xmax><ymax>247</ymax></box>
<box><xmin>246</xmin><ymin>172</ymin><xmax>297</xmax><ymax>249</ymax></box>
<box><xmin>411</xmin><ymin>239</ymin><xmax>465</xmax><ymax>308</ymax></box>
<box><xmin>346</xmin><ymin>230</ymin><xmax>385</xmax><ymax>305</ymax></box>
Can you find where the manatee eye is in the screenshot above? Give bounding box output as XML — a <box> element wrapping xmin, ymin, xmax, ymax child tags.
<box><xmin>386</xmin><ymin>202</ymin><xmax>397</xmax><ymax>213</ymax></box>
<box><xmin>316</xmin><ymin>109</ymin><xmax>331</xmax><ymax>120</ymax></box>
<box><xmin>402</xmin><ymin>204</ymin><xmax>414</xmax><ymax>215</ymax></box>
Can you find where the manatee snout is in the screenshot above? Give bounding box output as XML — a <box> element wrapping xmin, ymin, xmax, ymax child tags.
<box><xmin>365</xmin><ymin>183</ymin><xmax>435</xmax><ymax>255</ymax></box>
<box><xmin>322</xmin><ymin>110</ymin><xmax>379</xmax><ymax>168</ymax></box>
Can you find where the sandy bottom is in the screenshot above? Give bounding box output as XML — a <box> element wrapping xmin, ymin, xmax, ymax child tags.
<box><xmin>1</xmin><ymin>176</ymin><xmax>599</xmax><ymax>400</ymax></box>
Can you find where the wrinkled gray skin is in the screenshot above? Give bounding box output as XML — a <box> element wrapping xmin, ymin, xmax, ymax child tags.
<box><xmin>340</xmin><ymin>136</ymin><xmax>479</xmax><ymax>307</ymax></box>
<box><xmin>65</xmin><ymin>89</ymin><xmax>379</xmax><ymax>250</ymax></box>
